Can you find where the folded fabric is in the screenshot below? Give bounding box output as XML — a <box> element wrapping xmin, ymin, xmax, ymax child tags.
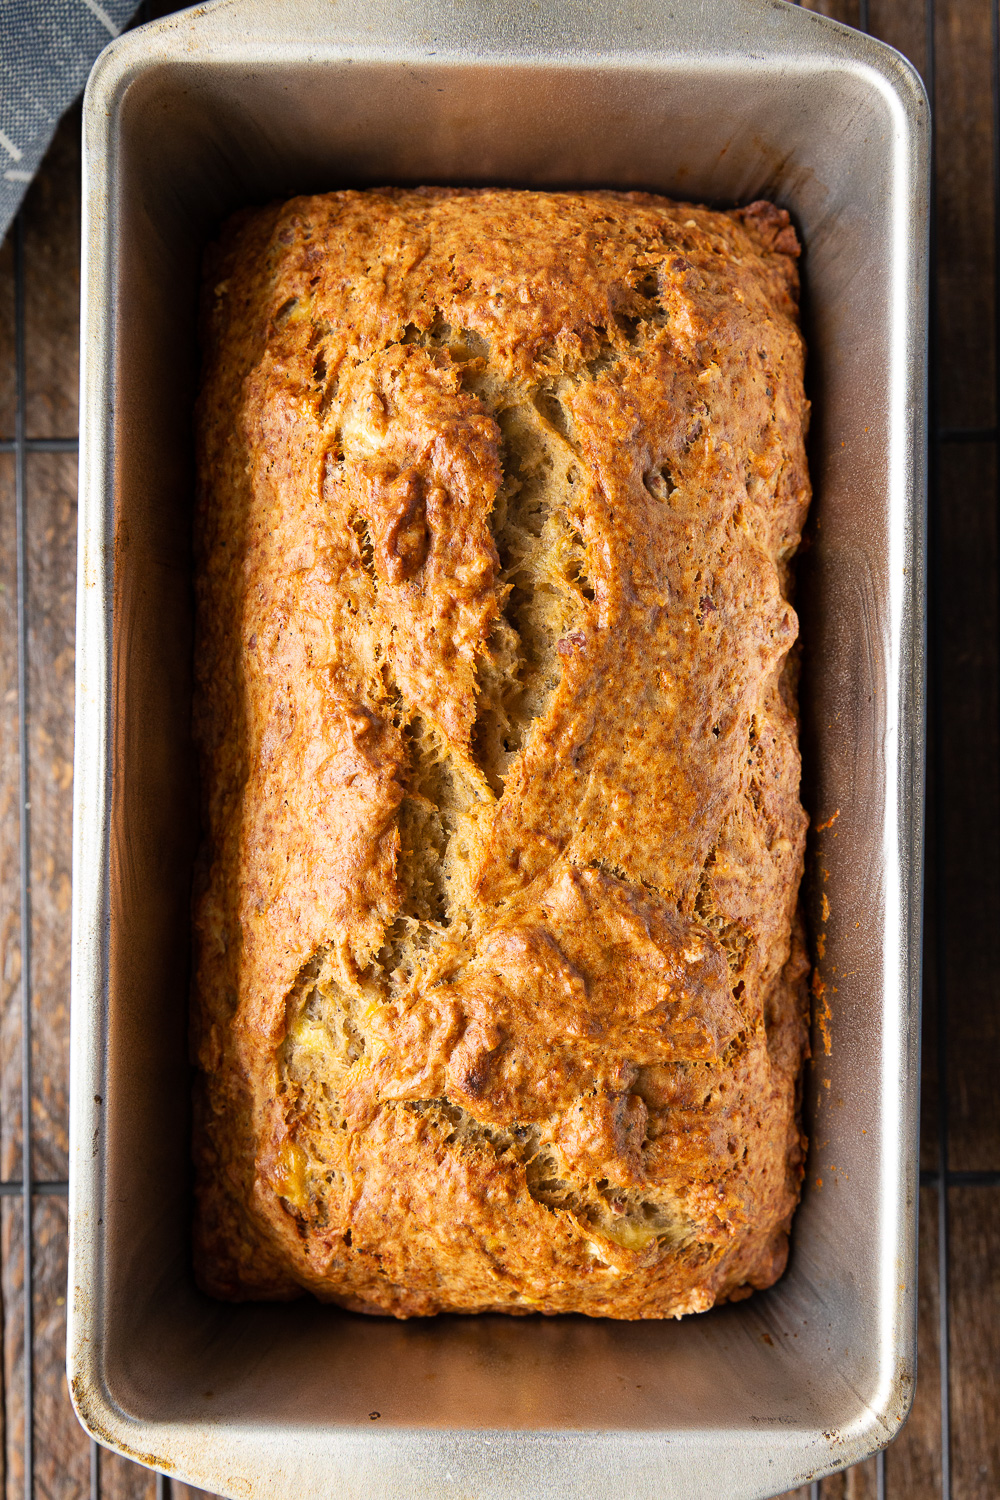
<box><xmin>0</xmin><ymin>0</ymin><xmax>141</xmax><ymax>243</ymax></box>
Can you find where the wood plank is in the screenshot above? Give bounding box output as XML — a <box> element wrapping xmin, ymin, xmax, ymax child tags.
<box><xmin>20</xmin><ymin>109</ymin><xmax>81</xmax><ymax>442</ymax></box>
<box><xmin>0</xmin><ymin>453</ymin><xmax>22</xmax><ymax>1184</ymax></box>
<box><xmin>98</xmin><ymin>1449</ymin><xmax>156</xmax><ymax>1500</ymax></box>
<box><xmin>869</xmin><ymin>0</ymin><xmax>930</xmax><ymax>77</ymax></box>
<box><xmin>949</xmin><ymin>1185</ymin><xmax>1000</xmax><ymax>1498</ymax></box>
<box><xmin>797</xmin><ymin>0</ymin><xmax>862</xmax><ymax>27</ymax></box>
<box><xmin>934</xmin><ymin>442</ymin><xmax>1000</xmax><ymax>1171</ymax></box>
<box><xmin>4</xmin><ymin>1197</ymin><xmax>90</xmax><ymax>1500</ymax></box>
<box><xmin>920</xmin><ymin>688</ymin><xmax>942</xmax><ymax>1175</ymax></box>
<box><xmin>932</xmin><ymin>0</ymin><xmax>997</xmax><ymax>431</ymax></box>
<box><xmin>3</xmin><ymin>1199</ymin><xmax>25</xmax><ymax>1500</ymax></box>
<box><xmin>25</xmin><ymin>454</ymin><xmax>77</xmax><ymax>1184</ymax></box>
<box><xmin>31</xmin><ymin>1196</ymin><xmax>90</xmax><ymax>1498</ymax></box>
<box><xmin>820</xmin><ymin>1460</ymin><xmax>878</xmax><ymax>1497</ymax></box>
<box><xmin>885</xmin><ymin>1186</ymin><xmax>943</xmax><ymax>1496</ymax></box>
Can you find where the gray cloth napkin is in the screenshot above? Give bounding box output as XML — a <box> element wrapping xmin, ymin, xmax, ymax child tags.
<box><xmin>0</xmin><ymin>0</ymin><xmax>141</xmax><ymax>243</ymax></box>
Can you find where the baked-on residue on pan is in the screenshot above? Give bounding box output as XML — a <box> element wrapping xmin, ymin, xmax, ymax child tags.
<box><xmin>192</xmin><ymin>188</ymin><xmax>811</xmax><ymax>1318</ymax></box>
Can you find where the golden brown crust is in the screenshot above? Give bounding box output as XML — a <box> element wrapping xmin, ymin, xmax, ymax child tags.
<box><xmin>192</xmin><ymin>187</ymin><xmax>811</xmax><ymax>1317</ymax></box>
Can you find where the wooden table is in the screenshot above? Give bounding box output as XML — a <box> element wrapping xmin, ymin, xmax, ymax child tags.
<box><xmin>0</xmin><ymin>0</ymin><xmax>996</xmax><ymax>1495</ymax></box>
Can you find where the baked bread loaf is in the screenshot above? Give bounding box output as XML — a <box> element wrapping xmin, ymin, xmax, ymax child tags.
<box><xmin>193</xmin><ymin>187</ymin><xmax>811</xmax><ymax>1318</ymax></box>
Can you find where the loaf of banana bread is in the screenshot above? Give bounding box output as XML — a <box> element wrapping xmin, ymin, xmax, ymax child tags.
<box><xmin>192</xmin><ymin>187</ymin><xmax>811</xmax><ymax>1317</ymax></box>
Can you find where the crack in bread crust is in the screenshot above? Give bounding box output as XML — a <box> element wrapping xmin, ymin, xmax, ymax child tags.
<box><xmin>193</xmin><ymin>187</ymin><xmax>811</xmax><ymax>1317</ymax></box>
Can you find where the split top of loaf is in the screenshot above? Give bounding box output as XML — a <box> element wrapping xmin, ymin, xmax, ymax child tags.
<box><xmin>193</xmin><ymin>188</ymin><xmax>812</xmax><ymax>1319</ymax></box>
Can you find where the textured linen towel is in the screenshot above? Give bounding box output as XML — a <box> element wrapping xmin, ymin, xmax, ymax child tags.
<box><xmin>0</xmin><ymin>0</ymin><xmax>141</xmax><ymax>243</ymax></box>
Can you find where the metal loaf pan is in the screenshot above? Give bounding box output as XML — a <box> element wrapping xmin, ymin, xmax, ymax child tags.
<box><xmin>69</xmin><ymin>1</ymin><xmax>928</xmax><ymax>1495</ymax></box>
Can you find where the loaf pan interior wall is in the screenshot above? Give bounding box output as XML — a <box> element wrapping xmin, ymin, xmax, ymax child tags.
<box><xmin>73</xmin><ymin>10</ymin><xmax>926</xmax><ymax>1493</ymax></box>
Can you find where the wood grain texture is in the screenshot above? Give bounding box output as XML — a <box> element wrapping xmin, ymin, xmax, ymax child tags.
<box><xmin>31</xmin><ymin>1198</ymin><xmax>89</xmax><ymax>1500</ymax></box>
<box><xmin>885</xmin><ymin>1187</ymin><xmax>943</xmax><ymax>1496</ymax></box>
<box><xmin>933</xmin><ymin>443</ymin><xmax>1000</xmax><ymax>1171</ymax></box>
<box><xmin>949</xmin><ymin>1186</ymin><xmax>1000</xmax><ymax>1499</ymax></box>
<box><xmin>932</xmin><ymin>0</ymin><xmax>997</xmax><ymax>431</ymax></box>
<box><xmin>0</xmin><ymin>1199</ymin><xmax>92</xmax><ymax>1500</ymax></box>
<box><xmin>869</xmin><ymin>0</ymin><xmax>929</xmax><ymax>75</ymax></box>
<box><xmin>25</xmin><ymin>455</ymin><xmax>76</xmax><ymax>1183</ymax></box>
<box><xmin>0</xmin><ymin>453</ymin><xmax>22</xmax><ymax>1183</ymax></box>
<box><xmin>798</xmin><ymin>0</ymin><xmax>862</xmax><ymax>25</ymax></box>
<box><xmin>821</xmin><ymin>1462</ymin><xmax>878</xmax><ymax>1498</ymax></box>
<box><xmin>97</xmin><ymin>1451</ymin><xmax>156</xmax><ymax>1500</ymax></box>
<box><xmin>3</xmin><ymin>1199</ymin><xmax>25</xmax><ymax>1500</ymax></box>
<box><xmin>21</xmin><ymin>107</ymin><xmax>80</xmax><ymax>442</ymax></box>
<box><xmin>920</xmin><ymin>701</ymin><xmax>941</xmax><ymax>1174</ymax></box>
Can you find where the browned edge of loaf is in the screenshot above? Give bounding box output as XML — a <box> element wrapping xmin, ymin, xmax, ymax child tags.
<box><xmin>191</xmin><ymin>187</ymin><xmax>812</xmax><ymax>1319</ymax></box>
